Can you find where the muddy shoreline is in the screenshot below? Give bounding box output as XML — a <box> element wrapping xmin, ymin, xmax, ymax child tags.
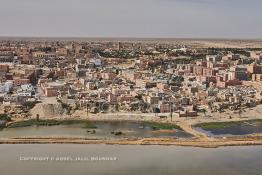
<box><xmin>0</xmin><ymin>135</ymin><xmax>261</xmax><ymax>148</ymax></box>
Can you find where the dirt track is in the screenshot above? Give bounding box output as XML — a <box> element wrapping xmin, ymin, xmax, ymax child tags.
<box><xmin>177</xmin><ymin>121</ymin><xmax>213</xmax><ymax>141</ymax></box>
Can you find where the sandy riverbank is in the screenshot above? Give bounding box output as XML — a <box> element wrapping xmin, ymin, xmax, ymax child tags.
<box><xmin>0</xmin><ymin>136</ymin><xmax>261</xmax><ymax>148</ymax></box>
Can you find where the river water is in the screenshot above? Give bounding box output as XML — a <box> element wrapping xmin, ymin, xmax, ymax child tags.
<box><xmin>0</xmin><ymin>121</ymin><xmax>192</xmax><ymax>139</ymax></box>
<box><xmin>195</xmin><ymin>120</ymin><xmax>262</xmax><ymax>137</ymax></box>
<box><xmin>0</xmin><ymin>144</ymin><xmax>261</xmax><ymax>175</ymax></box>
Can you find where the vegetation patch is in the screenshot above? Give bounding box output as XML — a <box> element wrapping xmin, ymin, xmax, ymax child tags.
<box><xmin>111</xmin><ymin>131</ymin><xmax>123</xmax><ymax>136</ymax></box>
<box><xmin>114</xmin><ymin>131</ymin><xmax>123</xmax><ymax>136</ymax></box>
<box><xmin>0</xmin><ymin>114</ymin><xmax>12</xmax><ymax>129</ymax></box>
<box><xmin>8</xmin><ymin>119</ymin><xmax>60</xmax><ymax>128</ymax></box>
<box><xmin>0</xmin><ymin>114</ymin><xmax>11</xmax><ymax>122</ymax></box>
<box><xmin>194</xmin><ymin>119</ymin><xmax>262</xmax><ymax>129</ymax></box>
<box><xmin>7</xmin><ymin>119</ymin><xmax>97</xmax><ymax>129</ymax></box>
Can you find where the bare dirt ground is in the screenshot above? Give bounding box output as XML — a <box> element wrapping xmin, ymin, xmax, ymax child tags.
<box><xmin>184</xmin><ymin>39</ymin><xmax>262</xmax><ymax>48</ymax></box>
<box><xmin>71</xmin><ymin>104</ymin><xmax>262</xmax><ymax>125</ymax></box>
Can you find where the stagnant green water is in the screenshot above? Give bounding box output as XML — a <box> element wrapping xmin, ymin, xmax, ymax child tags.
<box><xmin>195</xmin><ymin>120</ymin><xmax>262</xmax><ymax>137</ymax></box>
<box><xmin>0</xmin><ymin>121</ymin><xmax>192</xmax><ymax>139</ymax></box>
<box><xmin>0</xmin><ymin>144</ymin><xmax>261</xmax><ymax>175</ymax></box>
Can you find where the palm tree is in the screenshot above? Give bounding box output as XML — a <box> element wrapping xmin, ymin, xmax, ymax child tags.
<box><xmin>36</xmin><ymin>114</ymin><xmax>40</xmax><ymax>121</ymax></box>
<box><xmin>238</xmin><ymin>109</ymin><xmax>243</xmax><ymax>118</ymax></box>
<box><xmin>203</xmin><ymin>109</ymin><xmax>207</xmax><ymax>117</ymax></box>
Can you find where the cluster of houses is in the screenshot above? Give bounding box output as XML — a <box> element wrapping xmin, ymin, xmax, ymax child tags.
<box><xmin>1</xmin><ymin>39</ymin><xmax>262</xmax><ymax>118</ymax></box>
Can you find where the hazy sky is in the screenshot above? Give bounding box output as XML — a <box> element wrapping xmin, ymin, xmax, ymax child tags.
<box><xmin>0</xmin><ymin>0</ymin><xmax>261</xmax><ymax>38</ymax></box>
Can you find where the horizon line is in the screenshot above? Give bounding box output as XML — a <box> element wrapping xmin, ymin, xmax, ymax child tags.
<box><xmin>0</xmin><ymin>35</ymin><xmax>262</xmax><ymax>42</ymax></box>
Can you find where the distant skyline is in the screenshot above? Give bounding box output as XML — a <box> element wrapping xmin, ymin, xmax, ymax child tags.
<box><xmin>0</xmin><ymin>0</ymin><xmax>262</xmax><ymax>39</ymax></box>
